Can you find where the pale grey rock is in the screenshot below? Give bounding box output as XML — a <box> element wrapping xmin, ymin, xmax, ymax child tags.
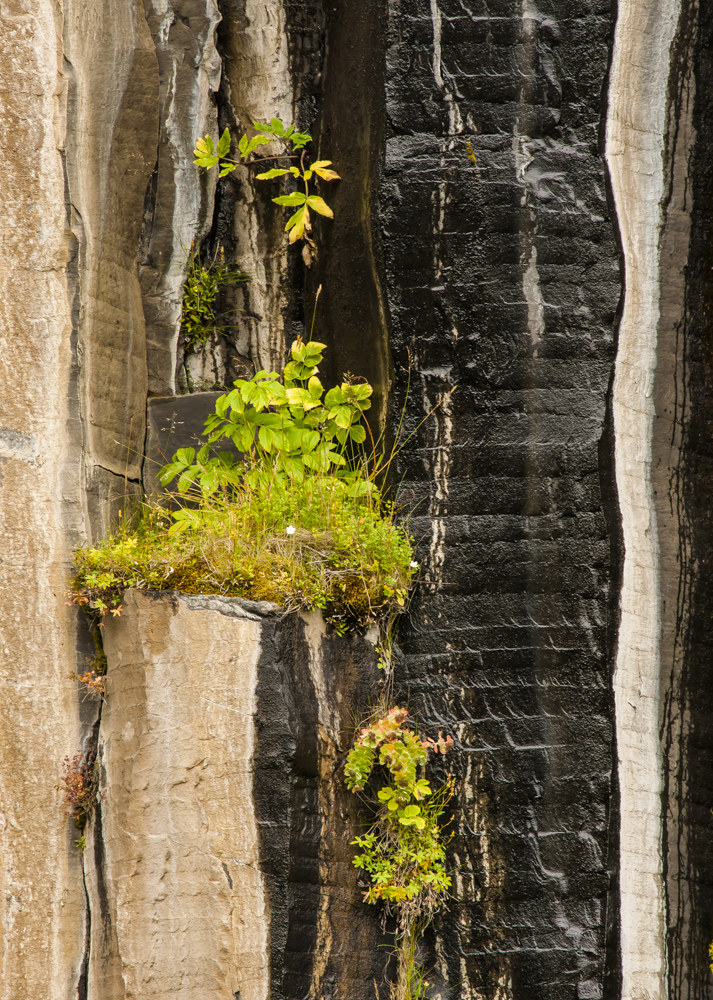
<box><xmin>605</xmin><ymin>0</ymin><xmax>681</xmax><ymax>996</ymax></box>
<box><xmin>0</xmin><ymin>1</ymin><xmax>88</xmax><ymax>995</ymax></box>
<box><xmin>211</xmin><ymin>0</ymin><xmax>295</xmax><ymax>376</ymax></box>
<box><xmin>139</xmin><ymin>0</ymin><xmax>223</xmax><ymax>398</ymax></box>
<box><xmin>97</xmin><ymin>589</ymin><xmax>270</xmax><ymax>1000</ymax></box>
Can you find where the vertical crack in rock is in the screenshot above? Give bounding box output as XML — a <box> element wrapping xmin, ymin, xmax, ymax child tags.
<box><xmin>138</xmin><ymin>0</ymin><xmax>223</xmax><ymax>397</ymax></box>
<box><xmin>297</xmin><ymin>0</ymin><xmax>392</xmax><ymax>429</ymax></box>
<box><xmin>605</xmin><ymin>0</ymin><xmax>680</xmax><ymax>996</ymax></box>
<box><xmin>76</xmin><ymin>862</ymin><xmax>91</xmax><ymax>1000</ymax></box>
<box><xmin>212</xmin><ymin>0</ymin><xmax>294</xmax><ymax>377</ymax></box>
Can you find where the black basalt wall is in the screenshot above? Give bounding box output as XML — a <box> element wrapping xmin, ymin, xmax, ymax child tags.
<box><xmin>378</xmin><ymin>2</ymin><xmax>621</xmax><ymax>998</ymax></box>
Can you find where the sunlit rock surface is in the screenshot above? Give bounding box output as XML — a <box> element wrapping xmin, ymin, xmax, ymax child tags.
<box><xmin>95</xmin><ymin>591</ymin><xmax>384</xmax><ymax>1000</ymax></box>
<box><xmin>2</xmin><ymin>0</ymin><xmax>713</xmax><ymax>997</ymax></box>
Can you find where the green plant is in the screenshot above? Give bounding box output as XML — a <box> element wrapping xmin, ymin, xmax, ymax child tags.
<box><xmin>56</xmin><ymin>751</ymin><xmax>99</xmax><ymax>830</ymax></box>
<box><xmin>180</xmin><ymin>245</ymin><xmax>249</xmax><ymax>350</ymax></box>
<box><xmin>161</xmin><ymin>336</ymin><xmax>373</xmax><ymax>507</ymax></box>
<box><xmin>194</xmin><ymin>119</ymin><xmax>340</xmax><ymax>264</ymax></box>
<box><xmin>70</xmin><ymin>338</ymin><xmax>415</xmax><ymax>629</ymax></box>
<box><xmin>346</xmin><ymin>708</ymin><xmax>455</xmax><ymax>1000</ymax></box>
<box><xmin>75</xmin><ymin>836</ymin><xmax>86</xmax><ymax>854</ymax></box>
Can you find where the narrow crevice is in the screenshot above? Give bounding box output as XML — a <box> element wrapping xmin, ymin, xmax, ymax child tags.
<box><xmin>76</xmin><ymin>858</ymin><xmax>91</xmax><ymax>1000</ymax></box>
<box><xmin>596</xmin><ymin>3</ymin><xmax>626</xmax><ymax>995</ymax></box>
<box><xmin>77</xmin><ymin>716</ymin><xmax>104</xmax><ymax>1000</ymax></box>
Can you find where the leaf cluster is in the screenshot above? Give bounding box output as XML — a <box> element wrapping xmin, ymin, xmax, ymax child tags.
<box><xmin>193</xmin><ymin>120</ymin><xmax>340</xmax><ymax>255</ymax></box>
<box><xmin>180</xmin><ymin>246</ymin><xmax>248</xmax><ymax>350</ymax></box>
<box><xmin>56</xmin><ymin>752</ymin><xmax>99</xmax><ymax>830</ymax></box>
<box><xmin>346</xmin><ymin>708</ymin><xmax>454</xmax><ymax>913</ymax></box>
<box><xmin>160</xmin><ymin>336</ymin><xmax>372</xmax><ymax>510</ymax></box>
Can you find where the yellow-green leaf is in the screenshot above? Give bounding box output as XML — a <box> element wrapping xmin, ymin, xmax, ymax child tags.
<box><xmin>312</xmin><ymin>162</ymin><xmax>341</xmax><ymax>181</ymax></box>
<box><xmin>306</xmin><ymin>196</ymin><xmax>334</xmax><ymax>218</ymax></box>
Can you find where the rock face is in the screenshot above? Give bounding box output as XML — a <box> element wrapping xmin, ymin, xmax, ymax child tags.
<box><xmin>95</xmin><ymin>591</ymin><xmax>384</xmax><ymax>1000</ymax></box>
<box><xmin>2</xmin><ymin>0</ymin><xmax>713</xmax><ymax>998</ymax></box>
<box><xmin>96</xmin><ymin>591</ymin><xmax>270</xmax><ymax>1000</ymax></box>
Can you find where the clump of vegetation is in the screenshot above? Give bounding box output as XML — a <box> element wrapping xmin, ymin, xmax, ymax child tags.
<box><xmin>56</xmin><ymin>752</ymin><xmax>99</xmax><ymax>829</ymax></box>
<box><xmin>194</xmin><ymin>118</ymin><xmax>340</xmax><ymax>265</ymax></box>
<box><xmin>70</xmin><ymin>337</ymin><xmax>415</xmax><ymax>631</ymax></box>
<box><xmin>180</xmin><ymin>245</ymin><xmax>249</xmax><ymax>351</ymax></box>
<box><xmin>346</xmin><ymin>708</ymin><xmax>454</xmax><ymax>1000</ymax></box>
<box><xmin>67</xmin><ymin>670</ymin><xmax>106</xmax><ymax>697</ymax></box>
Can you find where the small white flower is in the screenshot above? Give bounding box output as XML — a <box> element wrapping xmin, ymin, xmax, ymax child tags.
<box><xmin>286</xmin><ymin>525</ymin><xmax>296</xmax><ymax>535</ymax></box>
<box><xmin>409</xmin><ymin>561</ymin><xmax>419</xmax><ymax>569</ymax></box>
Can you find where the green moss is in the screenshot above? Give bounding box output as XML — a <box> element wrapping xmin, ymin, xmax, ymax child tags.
<box><xmin>72</xmin><ymin>476</ymin><xmax>414</xmax><ymax>630</ymax></box>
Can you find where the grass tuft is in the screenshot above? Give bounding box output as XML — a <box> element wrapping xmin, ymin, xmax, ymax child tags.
<box><xmin>71</xmin><ymin>476</ymin><xmax>414</xmax><ymax>631</ymax></box>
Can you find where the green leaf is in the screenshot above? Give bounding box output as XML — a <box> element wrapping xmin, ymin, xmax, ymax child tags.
<box><xmin>349</xmin><ymin>424</ymin><xmax>366</xmax><ymax>444</ymax></box>
<box><xmin>324</xmin><ymin>387</ymin><xmax>343</xmax><ymax>408</ymax></box>
<box><xmin>217</xmin><ymin>127</ymin><xmax>231</xmax><ymax>158</ymax></box>
<box><xmin>252</xmin><ymin>120</ymin><xmax>279</xmax><ymax>134</ymax></box>
<box><xmin>307</xmin><ymin>375</ymin><xmax>323</xmax><ymax>399</ymax></box>
<box><xmin>256</xmin><ymin>168</ymin><xmax>292</xmax><ymax>180</ymax></box>
<box><xmin>270</xmin><ymin>117</ymin><xmax>285</xmax><ymax>134</ymax></box>
<box><xmin>284</xmin><ymin>207</ymin><xmax>304</xmax><ymax>233</ymax></box>
<box><xmin>245</xmin><ymin>135</ymin><xmax>273</xmax><ymax>156</ymax></box>
<box><xmin>238</xmin><ymin>134</ymin><xmax>248</xmax><ymax>155</ymax></box>
<box><xmin>219</xmin><ymin>163</ymin><xmax>237</xmax><ymax>177</ymax></box>
<box><xmin>273</xmin><ymin>192</ymin><xmax>306</xmax><ymax>206</ymax></box>
<box><xmin>331</xmin><ymin>405</ymin><xmax>352</xmax><ymax>429</ymax></box>
<box><xmin>290</xmin><ymin>131</ymin><xmax>312</xmax><ymax>150</ymax></box>
<box><xmin>306</xmin><ymin>195</ymin><xmax>334</xmax><ymax>218</ymax></box>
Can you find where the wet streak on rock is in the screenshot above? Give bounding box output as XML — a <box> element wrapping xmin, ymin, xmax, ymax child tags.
<box><xmin>251</xmin><ymin>615</ymin><xmax>301</xmax><ymax>1000</ymax></box>
<box><xmin>662</xmin><ymin>0</ymin><xmax>713</xmax><ymax>993</ymax></box>
<box><xmin>381</xmin><ymin>1</ymin><xmax>620</xmax><ymax>997</ymax></box>
<box><xmin>252</xmin><ymin>615</ymin><xmax>387</xmax><ymax>999</ymax></box>
<box><xmin>296</xmin><ymin>0</ymin><xmax>393</xmax><ymax>429</ymax></box>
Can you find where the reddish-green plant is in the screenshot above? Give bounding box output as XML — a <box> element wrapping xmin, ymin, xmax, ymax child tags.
<box><xmin>57</xmin><ymin>752</ymin><xmax>99</xmax><ymax>829</ymax></box>
<box><xmin>346</xmin><ymin>707</ymin><xmax>455</xmax><ymax>1000</ymax></box>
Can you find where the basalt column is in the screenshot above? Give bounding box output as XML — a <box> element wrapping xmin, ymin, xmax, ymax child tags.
<box><xmin>382</xmin><ymin>2</ymin><xmax>621</xmax><ymax>998</ymax></box>
<box><xmin>93</xmin><ymin>591</ymin><xmax>386</xmax><ymax>1000</ymax></box>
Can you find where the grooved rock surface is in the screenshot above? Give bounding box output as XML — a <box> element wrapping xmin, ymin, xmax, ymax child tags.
<box><xmin>92</xmin><ymin>592</ymin><xmax>385</xmax><ymax>1000</ymax></box>
<box><xmin>139</xmin><ymin>0</ymin><xmax>222</xmax><ymax>398</ymax></box>
<box><xmin>63</xmin><ymin>0</ymin><xmax>158</xmax><ymax>499</ymax></box>
<box><xmin>380</xmin><ymin>1</ymin><xmax>621</xmax><ymax>996</ymax></box>
<box><xmin>98</xmin><ymin>590</ymin><xmax>269</xmax><ymax>1000</ymax></box>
